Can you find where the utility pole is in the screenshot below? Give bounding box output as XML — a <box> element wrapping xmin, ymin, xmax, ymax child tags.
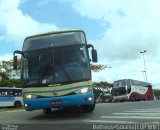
<box><xmin>140</xmin><ymin>50</ymin><xmax>147</xmax><ymax>82</ymax></box>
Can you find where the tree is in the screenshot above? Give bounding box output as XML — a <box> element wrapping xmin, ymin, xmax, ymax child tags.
<box><xmin>90</xmin><ymin>64</ymin><xmax>107</xmax><ymax>72</ymax></box>
<box><xmin>153</xmin><ymin>89</ymin><xmax>160</xmax><ymax>99</ymax></box>
<box><xmin>90</xmin><ymin>64</ymin><xmax>113</xmax><ymax>101</ymax></box>
<box><xmin>90</xmin><ymin>64</ymin><xmax>113</xmax><ymax>90</ymax></box>
<box><xmin>93</xmin><ymin>82</ymin><xmax>113</xmax><ymax>88</ymax></box>
<box><xmin>0</xmin><ymin>60</ymin><xmax>21</xmax><ymax>87</ymax></box>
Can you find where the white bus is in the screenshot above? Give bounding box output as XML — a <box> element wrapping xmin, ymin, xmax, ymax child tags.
<box><xmin>0</xmin><ymin>87</ymin><xmax>23</xmax><ymax>108</ymax></box>
<box><xmin>111</xmin><ymin>79</ymin><xmax>154</xmax><ymax>102</ymax></box>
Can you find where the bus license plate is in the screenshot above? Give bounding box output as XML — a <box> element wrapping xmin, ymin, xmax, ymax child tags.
<box><xmin>51</xmin><ymin>101</ymin><xmax>61</xmax><ymax>105</ymax></box>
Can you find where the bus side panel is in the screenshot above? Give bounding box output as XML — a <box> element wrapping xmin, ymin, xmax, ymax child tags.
<box><xmin>0</xmin><ymin>97</ymin><xmax>15</xmax><ymax>107</ymax></box>
<box><xmin>129</xmin><ymin>86</ymin><xmax>154</xmax><ymax>100</ymax></box>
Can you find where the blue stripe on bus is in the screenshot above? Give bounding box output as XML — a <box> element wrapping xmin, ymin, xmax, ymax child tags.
<box><xmin>0</xmin><ymin>97</ymin><xmax>15</xmax><ymax>101</ymax></box>
<box><xmin>23</xmin><ymin>84</ymin><xmax>92</xmax><ymax>94</ymax></box>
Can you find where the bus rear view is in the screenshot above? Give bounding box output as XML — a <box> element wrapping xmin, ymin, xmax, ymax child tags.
<box><xmin>13</xmin><ymin>30</ymin><xmax>98</xmax><ymax>114</ymax></box>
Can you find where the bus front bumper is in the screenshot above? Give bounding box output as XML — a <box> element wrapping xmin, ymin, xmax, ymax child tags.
<box><xmin>113</xmin><ymin>95</ymin><xmax>128</xmax><ymax>102</ymax></box>
<box><xmin>23</xmin><ymin>91</ymin><xmax>94</xmax><ymax>111</ymax></box>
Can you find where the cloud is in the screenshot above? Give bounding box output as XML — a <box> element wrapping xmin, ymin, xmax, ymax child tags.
<box><xmin>73</xmin><ymin>0</ymin><xmax>160</xmax><ymax>61</ymax></box>
<box><xmin>73</xmin><ymin>0</ymin><xmax>160</xmax><ymax>88</ymax></box>
<box><xmin>92</xmin><ymin>58</ymin><xmax>160</xmax><ymax>89</ymax></box>
<box><xmin>0</xmin><ymin>0</ymin><xmax>59</xmax><ymax>46</ymax></box>
<box><xmin>0</xmin><ymin>53</ymin><xmax>12</xmax><ymax>61</ymax></box>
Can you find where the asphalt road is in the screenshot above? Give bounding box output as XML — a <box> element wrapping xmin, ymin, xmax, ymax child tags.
<box><xmin>0</xmin><ymin>100</ymin><xmax>160</xmax><ymax>130</ymax></box>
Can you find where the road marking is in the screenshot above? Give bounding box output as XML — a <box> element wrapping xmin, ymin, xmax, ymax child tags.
<box><xmin>82</xmin><ymin>119</ymin><xmax>137</xmax><ymax>124</ymax></box>
<box><xmin>0</xmin><ymin>116</ymin><xmax>10</xmax><ymax>118</ymax></box>
<box><xmin>101</xmin><ymin>116</ymin><xmax>160</xmax><ymax>119</ymax></box>
<box><xmin>96</xmin><ymin>103</ymin><xmax>110</xmax><ymax>106</ymax></box>
<box><xmin>124</xmin><ymin>110</ymin><xmax>160</xmax><ymax>113</ymax></box>
<box><xmin>133</xmin><ymin>108</ymin><xmax>160</xmax><ymax>111</ymax></box>
<box><xmin>113</xmin><ymin>113</ymin><xmax>160</xmax><ymax>116</ymax></box>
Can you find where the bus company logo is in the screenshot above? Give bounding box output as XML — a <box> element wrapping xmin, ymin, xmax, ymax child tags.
<box><xmin>52</xmin><ymin>90</ymin><xmax>58</xmax><ymax>96</ymax></box>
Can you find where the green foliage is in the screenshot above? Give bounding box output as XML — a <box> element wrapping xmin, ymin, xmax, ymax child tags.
<box><xmin>0</xmin><ymin>60</ymin><xmax>21</xmax><ymax>87</ymax></box>
<box><xmin>0</xmin><ymin>60</ymin><xmax>20</xmax><ymax>79</ymax></box>
<box><xmin>91</xmin><ymin>64</ymin><xmax>107</xmax><ymax>72</ymax></box>
<box><xmin>0</xmin><ymin>79</ymin><xmax>22</xmax><ymax>87</ymax></box>
<box><xmin>93</xmin><ymin>82</ymin><xmax>113</xmax><ymax>88</ymax></box>
<box><xmin>0</xmin><ymin>60</ymin><xmax>13</xmax><ymax>80</ymax></box>
<box><xmin>153</xmin><ymin>89</ymin><xmax>160</xmax><ymax>97</ymax></box>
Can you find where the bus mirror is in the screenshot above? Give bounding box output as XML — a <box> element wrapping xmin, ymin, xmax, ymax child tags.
<box><xmin>13</xmin><ymin>50</ymin><xmax>23</xmax><ymax>70</ymax></box>
<box><xmin>92</xmin><ymin>49</ymin><xmax>98</xmax><ymax>62</ymax></box>
<box><xmin>14</xmin><ymin>50</ymin><xmax>23</xmax><ymax>55</ymax></box>
<box><xmin>13</xmin><ymin>55</ymin><xmax>17</xmax><ymax>70</ymax></box>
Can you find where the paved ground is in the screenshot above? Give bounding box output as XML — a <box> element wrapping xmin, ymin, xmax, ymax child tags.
<box><xmin>0</xmin><ymin>100</ymin><xmax>160</xmax><ymax>130</ymax></box>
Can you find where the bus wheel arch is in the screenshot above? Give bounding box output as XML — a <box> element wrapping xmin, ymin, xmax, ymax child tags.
<box><xmin>131</xmin><ymin>95</ymin><xmax>136</xmax><ymax>102</ymax></box>
<box><xmin>146</xmin><ymin>95</ymin><xmax>151</xmax><ymax>101</ymax></box>
<box><xmin>82</xmin><ymin>103</ymin><xmax>95</xmax><ymax>113</ymax></box>
<box><xmin>14</xmin><ymin>101</ymin><xmax>22</xmax><ymax>108</ymax></box>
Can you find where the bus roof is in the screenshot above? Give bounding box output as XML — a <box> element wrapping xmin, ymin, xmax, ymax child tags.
<box><xmin>114</xmin><ymin>79</ymin><xmax>151</xmax><ymax>85</ymax></box>
<box><xmin>23</xmin><ymin>30</ymin><xmax>87</xmax><ymax>51</ymax></box>
<box><xmin>0</xmin><ymin>87</ymin><xmax>22</xmax><ymax>89</ymax></box>
<box><xmin>24</xmin><ymin>30</ymin><xmax>85</xmax><ymax>40</ymax></box>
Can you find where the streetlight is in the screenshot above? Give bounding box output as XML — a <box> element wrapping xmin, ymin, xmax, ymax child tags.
<box><xmin>140</xmin><ymin>50</ymin><xmax>147</xmax><ymax>82</ymax></box>
<box><xmin>141</xmin><ymin>71</ymin><xmax>146</xmax><ymax>81</ymax></box>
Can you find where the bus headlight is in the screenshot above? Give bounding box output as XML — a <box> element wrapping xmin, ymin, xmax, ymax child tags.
<box><xmin>75</xmin><ymin>87</ymin><xmax>93</xmax><ymax>94</ymax></box>
<box><xmin>23</xmin><ymin>94</ymin><xmax>37</xmax><ymax>99</ymax></box>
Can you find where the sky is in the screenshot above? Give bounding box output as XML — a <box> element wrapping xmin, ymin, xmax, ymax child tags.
<box><xmin>0</xmin><ymin>0</ymin><xmax>160</xmax><ymax>88</ymax></box>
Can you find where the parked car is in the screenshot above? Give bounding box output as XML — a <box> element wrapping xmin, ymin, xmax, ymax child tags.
<box><xmin>104</xmin><ymin>94</ymin><xmax>113</xmax><ymax>103</ymax></box>
<box><xmin>96</xmin><ymin>93</ymin><xmax>113</xmax><ymax>103</ymax></box>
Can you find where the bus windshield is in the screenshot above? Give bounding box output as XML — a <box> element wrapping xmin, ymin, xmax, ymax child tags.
<box><xmin>22</xmin><ymin>45</ymin><xmax>91</xmax><ymax>87</ymax></box>
<box><xmin>113</xmin><ymin>80</ymin><xmax>126</xmax><ymax>88</ymax></box>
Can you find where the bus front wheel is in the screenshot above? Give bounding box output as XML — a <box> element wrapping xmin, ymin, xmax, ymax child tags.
<box><xmin>82</xmin><ymin>103</ymin><xmax>95</xmax><ymax>113</ymax></box>
<box><xmin>14</xmin><ymin>101</ymin><xmax>22</xmax><ymax>108</ymax></box>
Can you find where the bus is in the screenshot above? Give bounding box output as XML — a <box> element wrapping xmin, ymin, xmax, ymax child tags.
<box><xmin>13</xmin><ymin>30</ymin><xmax>97</xmax><ymax>114</ymax></box>
<box><xmin>111</xmin><ymin>79</ymin><xmax>154</xmax><ymax>102</ymax></box>
<box><xmin>0</xmin><ymin>87</ymin><xmax>23</xmax><ymax>108</ymax></box>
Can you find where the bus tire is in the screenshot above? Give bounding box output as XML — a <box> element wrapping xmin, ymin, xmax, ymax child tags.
<box><xmin>43</xmin><ymin>108</ymin><xmax>52</xmax><ymax>114</ymax></box>
<box><xmin>132</xmin><ymin>96</ymin><xmax>135</xmax><ymax>102</ymax></box>
<box><xmin>147</xmin><ymin>95</ymin><xmax>151</xmax><ymax>101</ymax></box>
<box><xmin>14</xmin><ymin>101</ymin><xmax>22</xmax><ymax>108</ymax></box>
<box><xmin>145</xmin><ymin>95</ymin><xmax>149</xmax><ymax>101</ymax></box>
<box><xmin>82</xmin><ymin>103</ymin><xmax>95</xmax><ymax>113</ymax></box>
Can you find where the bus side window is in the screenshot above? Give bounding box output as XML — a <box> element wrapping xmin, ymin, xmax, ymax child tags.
<box><xmin>121</xmin><ymin>80</ymin><xmax>125</xmax><ymax>86</ymax></box>
<box><xmin>8</xmin><ymin>90</ymin><xmax>13</xmax><ymax>96</ymax></box>
<box><xmin>13</xmin><ymin>89</ymin><xmax>22</xmax><ymax>96</ymax></box>
<box><xmin>2</xmin><ymin>91</ymin><xmax>7</xmax><ymax>96</ymax></box>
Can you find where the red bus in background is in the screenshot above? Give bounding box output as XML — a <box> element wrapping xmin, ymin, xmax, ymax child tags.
<box><xmin>111</xmin><ymin>79</ymin><xmax>154</xmax><ymax>102</ymax></box>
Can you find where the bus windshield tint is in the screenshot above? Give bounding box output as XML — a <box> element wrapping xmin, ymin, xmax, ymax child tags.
<box><xmin>22</xmin><ymin>45</ymin><xmax>91</xmax><ymax>86</ymax></box>
<box><xmin>113</xmin><ymin>80</ymin><xmax>126</xmax><ymax>87</ymax></box>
